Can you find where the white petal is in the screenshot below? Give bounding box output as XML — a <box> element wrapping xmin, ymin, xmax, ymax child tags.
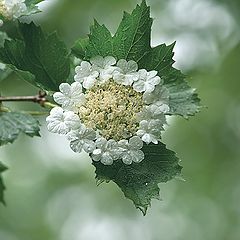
<box><xmin>90</xmin><ymin>56</ymin><xmax>104</xmax><ymax>68</ymax></box>
<box><xmin>48</xmin><ymin>107</ymin><xmax>64</xmax><ymax>118</ymax></box>
<box><xmin>49</xmin><ymin>122</ymin><xmax>69</xmax><ymax>135</ymax></box>
<box><xmin>53</xmin><ymin>92</ymin><xmax>67</xmax><ymax>105</ymax></box>
<box><xmin>118</xmin><ymin>139</ymin><xmax>128</xmax><ymax>148</ymax></box>
<box><xmin>129</xmin><ymin>136</ymin><xmax>143</xmax><ymax>150</ymax></box>
<box><xmin>138</xmin><ymin>69</ymin><xmax>147</xmax><ymax>79</ymax></box>
<box><xmin>83</xmin><ymin>76</ymin><xmax>97</xmax><ymax>89</ymax></box>
<box><xmin>59</xmin><ymin>83</ymin><xmax>71</xmax><ymax>95</ymax></box>
<box><xmin>70</xmin><ymin>139</ymin><xmax>84</xmax><ymax>153</ymax></box>
<box><xmin>95</xmin><ymin>138</ymin><xmax>108</xmax><ymax>149</ymax></box>
<box><xmin>64</xmin><ymin>111</ymin><xmax>81</xmax><ymax>130</ymax></box>
<box><xmin>71</xmin><ymin>81</ymin><xmax>83</xmax><ymax>93</ymax></box>
<box><xmin>83</xmin><ymin>128</ymin><xmax>97</xmax><ymax>140</ymax></box>
<box><xmin>148</xmin><ymin>70</ymin><xmax>158</xmax><ymax>79</ymax></box>
<box><xmin>151</xmin><ymin>76</ymin><xmax>161</xmax><ymax>86</ymax></box>
<box><xmin>141</xmin><ymin>133</ymin><xmax>153</xmax><ymax>144</ymax></box>
<box><xmin>82</xmin><ymin>140</ymin><xmax>96</xmax><ymax>153</ymax></box>
<box><xmin>133</xmin><ymin>80</ymin><xmax>145</xmax><ymax>92</ymax></box>
<box><xmin>92</xmin><ymin>149</ymin><xmax>102</xmax><ymax>162</ymax></box>
<box><xmin>131</xmin><ymin>150</ymin><xmax>144</xmax><ymax>163</ymax></box>
<box><xmin>101</xmin><ymin>152</ymin><xmax>114</xmax><ymax>165</ymax></box>
<box><xmin>122</xmin><ymin>154</ymin><xmax>133</xmax><ymax>165</ymax></box>
<box><xmin>116</xmin><ymin>59</ymin><xmax>127</xmax><ymax>71</ymax></box>
<box><xmin>104</xmin><ymin>56</ymin><xmax>116</xmax><ymax>67</ymax></box>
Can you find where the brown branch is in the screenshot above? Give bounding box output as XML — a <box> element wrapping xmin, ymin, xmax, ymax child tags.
<box><xmin>0</xmin><ymin>91</ymin><xmax>47</xmax><ymax>106</ymax></box>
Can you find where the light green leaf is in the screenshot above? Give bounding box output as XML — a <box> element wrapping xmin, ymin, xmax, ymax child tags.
<box><xmin>93</xmin><ymin>143</ymin><xmax>182</xmax><ymax>215</ymax></box>
<box><xmin>0</xmin><ymin>162</ymin><xmax>7</xmax><ymax>204</ymax></box>
<box><xmin>0</xmin><ymin>22</ymin><xmax>70</xmax><ymax>91</ymax></box>
<box><xmin>0</xmin><ymin>112</ymin><xmax>40</xmax><ymax>146</ymax></box>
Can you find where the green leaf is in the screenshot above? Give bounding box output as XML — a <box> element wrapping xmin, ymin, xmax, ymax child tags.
<box><xmin>72</xmin><ymin>0</ymin><xmax>200</xmax><ymax>117</ymax></box>
<box><xmin>112</xmin><ymin>0</ymin><xmax>152</xmax><ymax>62</ymax></box>
<box><xmin>72</xmin><ymin>38</ymin><xmax>89</xmax><ymax>59</ymax></box>
<box><xmin>0</xmin><ymin>112</ymin><xmax>40</xmax><ymax>146</ymax></box>
<box><xmin>24</xmin><ymin>0</ymin><xmax>45</xmax><ymax>16</ymax></box>
<box><xmin>0</xmin><ymin>22</ymin><xmax>70</xmax><ymax>91</ymax></box>
<box><xmin>0</xmin><ymin>162</ymin><xmax>7</xmax><ymax>204</ymax></box>
<box><xmin>93</xmin><ymin>143</ymin><xmax>182</xmax><ymax>215</ymax></box>
<box><xmin>72</xmin><ymin>0</ymin><xmax>152</xmax><ymax>62</ymax></box>
<box><xmin>86</xmin><ymin>20</ymin><xmax>113</xmax><ymax>57</ymax></box>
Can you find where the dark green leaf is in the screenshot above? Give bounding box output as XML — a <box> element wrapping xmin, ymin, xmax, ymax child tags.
<box><xmin>112</xmin><ymin>0</ymin><xmax>152</xmax><ymax>62</ymax></box>
<box><xmin>0</xmin><ymin>22</ymin><xmax>70</xmax><ymax>91</ymax></box>
<box><xmin>72</xmin><ymin>38</ymin><xmax>89</xmax><ymax>59</ymax></box>
<box><xmin>0</xmin><ymin>162</ymin><xmax>7</xmax><ymax>204</ymax></box>
<box><xmin>86</xmin><ymin>20</ymin><xmax>113</xmax><ymax>58</ymax></box>
<box><xmin>0</xmin><ymin>112</ymin><xmax>40</xmax><ymax>146</ymax></box>
<box><xmin>93</xmin><ymin>143</ymin><xmax>182</xmax><ymax>215</ymax></box>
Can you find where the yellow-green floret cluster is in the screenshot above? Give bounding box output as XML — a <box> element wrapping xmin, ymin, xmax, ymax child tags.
<box><xmin>78</xmin><ymin>80</ymin><xmax>144</xmax><ymax>141</ymax></box>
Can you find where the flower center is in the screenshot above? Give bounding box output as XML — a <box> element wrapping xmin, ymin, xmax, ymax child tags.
<box><xmin>78</xmin><ymin>80</ymin><xmax>144</xmax><ymax>141</ymax></box>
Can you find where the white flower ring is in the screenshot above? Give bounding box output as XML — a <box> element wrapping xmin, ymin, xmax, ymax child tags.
<box><xmin>47</xmin><ymin>56</ymin><xmax>170</xmax><ymax>165</ymax></box>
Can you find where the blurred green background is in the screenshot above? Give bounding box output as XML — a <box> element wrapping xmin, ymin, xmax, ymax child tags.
<box><xmin>1</xmin><ymin>0</ymin><xmax>240</xmax><ymax>239</ymax></box>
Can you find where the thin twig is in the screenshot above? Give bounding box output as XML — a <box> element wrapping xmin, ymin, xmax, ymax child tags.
<box><xmin>0</xmin><ymin>91</ymin><xmax>47</xmax><ymax>106</ymax></box>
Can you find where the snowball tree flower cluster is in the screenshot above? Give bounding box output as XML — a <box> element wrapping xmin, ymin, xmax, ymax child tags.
<box><xmin>46</xmin><ymin>56</ymin><xmax>170</xmax><ymax>165</ymax></box>
<box><xmin>0</xmin><ymin>0</ymin><xmax>27</xmax><ymax>23</ymax></box>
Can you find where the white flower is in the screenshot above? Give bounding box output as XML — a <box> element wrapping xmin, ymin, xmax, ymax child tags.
<box><xmin>137</xmin><ymin>120</ymin><xmax>163</xmax><ymax>144</ymax></box>
<box><xmin>91</xmin><ymin>56</ymin><xmax>117</xmax><ymax>83</ymax></box>
<box><xmin>46</xmin><ymin>107</ymin><xmax>81</xmax><ymax>135</ymax></box>
<box><xmin>67</xmin><ymin>125</ymin><xmax>96</xmax><ymax>153</ymax></box>
<box><xmin>0</xmin><ymin>0</ymin><xmax>27</xmax><ymax>20</ymax></box>
<box><xmin>143</xmin><ymin>84</ymin><xmax>170</xmax><ymax>113</ymax></box>
<box><xmin>113</xmin><ymin>59</ymin><xmax>139</xmax><ymax>86</ymax></box>
<box><xmin>133</xmin><ymin>69</ymin><xmax>161</xmax><ymax>93</ymax></box>
<box><xmin>53</xmin><ymin>82</ymin><xmax>85</xmax><ymax>110</ymax></box>
<box><xmin>118</xmin><ymin>136</ymin><xmax>144</xmax><ymax>164</ymax></box>
<box><xmin>92</xmin><ymin>137</ymin><xmax>121</xmax><ymax>165</ymax></box>
<box><xmin>74</xmin><ymin>61</ymin><xmax>99</xmax><ymax>89</ymax></box>
<box><xmin>47</xmin><ymin>55</ymin><xmax>172</xmax><ymax>165</ymax></box>
<box><xmin>0</xmin><ymin>19</ymin><xmax>3</xmax><ymax>26</ymax></box>
<box><xmin>138</xmin><ymin>104</ymin><xmax>167</xmax><ymax>122</ymax></box>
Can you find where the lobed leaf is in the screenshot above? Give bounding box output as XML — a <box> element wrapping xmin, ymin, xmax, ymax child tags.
<box><xmin>0</xmin><ymin>112</ymin><xmax>40</xmax><ymax>146</ymax></box>
<box><xmin>112</xmin><ymin>0</ymin><xmax>152</xmax><ymax>62</ymax></box>
<box><xmin>93</xmin><ymin>143</ymin><xmax>182</xmax><ymax>215</ymax></box>
<box><xmin>0</xmin><ymin>22</ymin><xmax>70</xmax><ymax>91</ymax></box>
